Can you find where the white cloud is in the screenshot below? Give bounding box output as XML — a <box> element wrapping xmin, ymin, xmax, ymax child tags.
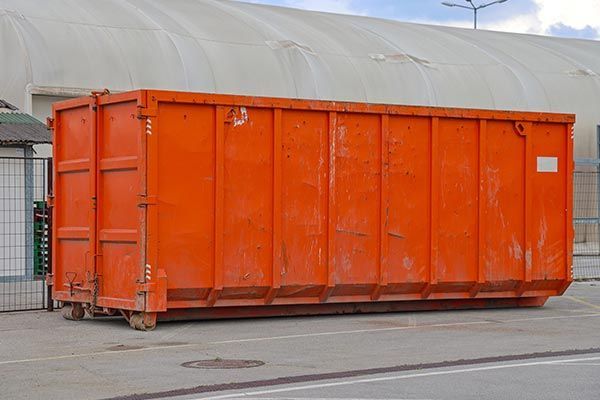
<box><xmin>476</xmin><ymin>0</ymin><xmax>600</xmax><ymax>38</ymax></box>
<box><xmin>535</xmin><ymin>0</ymin><xmax>599</xmax><ymax>30</ymax></box>
<box><xmin>478</xmin><ymin>13</ymin><xmax>543</xmax><ymax>35</ymax></box>
<box><xmin>243</xmin><ymin>0</ymin><xmax>600</xmax><ymax>39</ymax></box>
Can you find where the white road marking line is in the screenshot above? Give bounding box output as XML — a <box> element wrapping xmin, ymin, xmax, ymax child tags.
<box><xmin>563</xmin><ymin>295</ymin><xmax>600</xmax><ymax>310</ymax></box>
<box><xmin>161</xmin><ymin>322</ymin><xmax>195</xmax><ymax>341</ymax></box>
<box><xmin>210</xmin><ymin>313</ymin><xmax>600</xmax><ymax>344</ymax></box>
<box><xmin>1</xmin><ymin>313</ymin><xmax>599</xmax><ymax>366</ymax></box>
<box><xmin>210</xmin><ymin>321</ymin><xmax>488</xmax><ymax>344</ymax></box>
<box><xmin>214</xmin><ymin>398</ymin><xmax>433</xmax><ymax>400</ymax></box>
<box><xmin>551</xmin><ymin>363</ymin><xmax>600</xmax><ymax>366</ymax></box>
<box><xmin>556</xmin><ymin>357</ymin><xmax>600</xmax><ymax>364</ymax></box>
<box><xmin>503</xmin><ymin>313</ymin><xmax>600</xmax><ymax>322</ymax></box>
<box><xmin>0</xmin><ymin>343</ymin><xmax>197</xmax><ymax>366</ymax></box>
<box><xmin>195</xmin><ymin>356</ymin><xmax>600</xmax><ymax>400</ymax></box>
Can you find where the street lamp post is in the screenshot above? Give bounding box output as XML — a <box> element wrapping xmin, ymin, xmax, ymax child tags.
<box><xmin>441</xmin><ymin>0</ymin><xmax>509</xmax><ymax>29</ymax></box>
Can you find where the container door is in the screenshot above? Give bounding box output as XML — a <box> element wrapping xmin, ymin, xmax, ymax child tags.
<box><xmin>52</xmin><ymin>99</ymin><xmax>97</xmax><ymax>304</ymax></box>
<box><xmin>94</xmin><ymin>97</ymin><xmax>147</xmax><ymax>311</ymax></box>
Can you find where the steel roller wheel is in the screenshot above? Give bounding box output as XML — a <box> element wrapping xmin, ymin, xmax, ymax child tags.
<box><xmin>129</xmin><ymin>312</ymin><xmax>157</xmax><ymax>331</ymax></box>
<box><xmin>61</xmin><ymin>303</ymin><xmax>85</xmax><ymax>321</ymax></box>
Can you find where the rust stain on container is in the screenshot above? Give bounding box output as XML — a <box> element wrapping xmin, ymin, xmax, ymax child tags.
<box><xmin>51</xmin><ymin>90</ymin><xmax>575</xmax><ymax>330</ymax></box>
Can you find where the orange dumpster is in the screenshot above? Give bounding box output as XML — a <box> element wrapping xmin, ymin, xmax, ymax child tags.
<box><xmin>51</xmin><ymin>90</ymin><xmax>574</xmax><ymax>330</ymax></box>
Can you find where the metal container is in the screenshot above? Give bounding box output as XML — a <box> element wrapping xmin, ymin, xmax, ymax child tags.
<box><xmin>51</xmin><ymin>90</ymin><xmax>574</xmax><ymax>330</ymax></box>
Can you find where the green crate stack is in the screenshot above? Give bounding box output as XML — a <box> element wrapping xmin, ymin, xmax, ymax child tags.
<box><xmin>33</xmin><ymin>201</ymin><xmax>49</xmax><ymax>277</ymax></box>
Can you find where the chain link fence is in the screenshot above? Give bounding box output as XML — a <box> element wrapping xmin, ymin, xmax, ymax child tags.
<box><xmin>0</xmin><ymin>156</ymin><xmax>51</xmax><ymax>312</ymax></box>
<box><xmin>574</xmin><ymin>169</ymin><xmax>600</xmax><ymax>279</ymax></box>
<box><xmin>573</xmin><ymin>126</ymin><xmax>600</xmax><ymax>280</ymax></box>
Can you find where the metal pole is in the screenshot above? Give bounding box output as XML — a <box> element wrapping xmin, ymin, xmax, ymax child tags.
<box><xmin>24</xmin><ymin>147</ymin><xmax>34</xmax><ymax>280</ymax></box>
<box><xmin>442</xmin><ymin>1</ymin><xmax>509</xmax><ymax>30</ymax></box>
<box><xmin>46</xmin><ymin>158</ymin><xmax>53</xmax><ymax>312</ymax></box>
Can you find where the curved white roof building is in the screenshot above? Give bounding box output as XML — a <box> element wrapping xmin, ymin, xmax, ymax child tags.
<box><xmin>1</xmin><ymin>0</ymin><xmax>599</xmax><ymax>156</ymax></box>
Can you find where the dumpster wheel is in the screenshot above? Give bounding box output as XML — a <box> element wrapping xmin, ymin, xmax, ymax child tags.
<box><xmin>129</xmin><ymin>312</ymin><xmax>157</xmax><ymax>331</ymax></box>
<box><xmin>61</xmin><ymin>303</ymin><xmax>85</xmax><ymax>321</ymax></box>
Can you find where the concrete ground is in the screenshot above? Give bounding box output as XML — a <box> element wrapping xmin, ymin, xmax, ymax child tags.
<box><xmin>0</xmin><ymin>282</ymin><xmax>599</xmax><ymax>400</ymax></box>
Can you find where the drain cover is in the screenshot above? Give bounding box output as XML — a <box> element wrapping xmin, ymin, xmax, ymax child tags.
<box><xmin>181</xmin><ymin>359</ymin><xmax>265</xmax><ymax>369</ymax></box>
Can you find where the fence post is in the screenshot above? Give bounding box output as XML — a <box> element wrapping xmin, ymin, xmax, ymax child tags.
<box><xmin>47</xmin><ymin>157</ymin><xmax>53</xmax><ymax>312</ymax></box>
<box><xmin>25</xmin><ymin>148</ymin><xmax>34</xmax><ymax>279</ymax></box>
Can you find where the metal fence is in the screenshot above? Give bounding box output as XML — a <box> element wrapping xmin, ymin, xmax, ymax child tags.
<box><xmin>574</xmin><ymin>169</ymin><xmax>600</xmax><ymax>279</ymax></box>
<box><xmin>573</xmin><ymin>125</ymin><xmax>600</xmax><ymax>279</ymax></box>
<box><xmin>0</xmin><ymin>156</ymin><xmax>51</xmax><ymax>312</ymax></box>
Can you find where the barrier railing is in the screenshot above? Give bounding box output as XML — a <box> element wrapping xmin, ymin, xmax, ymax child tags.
<box><xmin>0</xmin><ymin>156</ymin><xmax>51</xmax><ymax>312</ymax></box>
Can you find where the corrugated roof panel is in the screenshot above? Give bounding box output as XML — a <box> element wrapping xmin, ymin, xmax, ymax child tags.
<box><xmin>0</xmin><ymin>112</ymin><xmax>43</xmax><ymax>124</ymax></box>
<box><xmin>0</xmin><ymin>109</ymin><xmax>50</xmax><ymax>144</ymax></box>
<box><xmin>0</xmin><ymin>123</ymin><xmax>51</xmax><ymax>144</ymax></box>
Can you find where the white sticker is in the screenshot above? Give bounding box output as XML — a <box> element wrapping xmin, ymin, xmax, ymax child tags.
<box><xmin>537</xmin><ymin>156</ymin><xmax>558</xmax><ymax>173</ymax></box>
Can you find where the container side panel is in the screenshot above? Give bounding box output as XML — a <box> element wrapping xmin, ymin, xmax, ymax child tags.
<box><xmin>484</xmin><ymin>120</ymin><xmax>526</xmax><ymax>282</ymax></box>
<box><xmin>97</xmin><ymin>101</ymin><xmax>142</xmax><ymax>303</ymax></box>
<box><xmin>54</xmin><ymin>90</ymin><xmax>575</xmax><ymax>318</ymax></box>
<box><xmin>54</xmin><ymin>105</ymin><xmax>92</xmax><ymax>296</ymax></box>
<box><xmin>157</xmin><ymin>103</ymin><xmax>216</xmax><ymax>296</ymax></box>
<box><xmin>387</xmin><ymin>116</ymin><xmax>430</xmax><ymax>284</ymax></box>
<box><xmin>531</xmin><ymin>122</ymin><xmax>567</xmax><ymax>280</ymax></box>
<box><xmin>437</xmin><ymin>118</ymin><xmax>478</xmax><ymax>284</ymax></box>
<box><xmin>55</xmin><ymin>171</ymin><xmax>90</xmax><ymax>232</ymax></box>
<box><xmin>333</xmin><ymin>113</ymin><xmax>380</xmax><ymax>285</ymax></box>
<box><xmin>223</xmin><ymin>107</ymin><xmax>273</xmax><ymax>290</ymax></box>
<box><xmin>280</xmin><ymin>110</ymin><xmax>328</xmax><ymax>287</ymax></box>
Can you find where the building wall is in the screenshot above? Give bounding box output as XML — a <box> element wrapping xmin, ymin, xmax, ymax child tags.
<box><xmin>31</xmin><ymin>95</ymin><xmax>61</xmax><ymax>158</ymax></box>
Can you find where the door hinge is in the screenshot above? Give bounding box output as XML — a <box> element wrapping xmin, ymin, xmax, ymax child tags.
<box><xmin>137</xmin><ymin>106</ymin><xmax>157</xmax><ymax>119</ymax></box>
<box><xmin>136</xmin><ymin>281</ymin><xmax>156</xmax><ymax>294</ymax></box>
<box><xmin>137</xmin><ymin>194</ymin><xmax>158</xmax><ymax>207</ymax></box>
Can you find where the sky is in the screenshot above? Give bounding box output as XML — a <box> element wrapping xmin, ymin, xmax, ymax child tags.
<box><xmin>241</xmin><ymin>0</ymin><xmax>600</xmax><ymax>40</ymax></box>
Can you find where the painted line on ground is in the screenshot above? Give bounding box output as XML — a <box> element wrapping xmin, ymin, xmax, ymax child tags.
<box><xmin>2</xmin><ymin>312</ymin><xmax>600</xmax><ymax>366</ymax></box>
<box><xmin>0</xmin><ymin>343</ymin><xmax>197</xmax><ymax>366</ymax></box>
<box><xmin>210</xmin><ymin>320</ymin><xmax>487</xmax><ymax>344</ymax></box>
<box><xmin>563</xmin><ymin>295</ymin><xmax>600</xmax><ymax>310</ymax></box>
<box><xmin>103</xmin><ymin>348</ymin><xmax>600</xmax><ymax>400</ymax></box>
<box><xmin>207</xmin><ymin>398</ymin><xmax>431</xmax><ymax>400</ymax></box>
<box><xmin>160</xmin><ymin>322</ymin><xmax>195</xmax><ymax>341</ymax></box>
<box><xmin>209</xmin><ymin>312</ymin><xmax>600</xmax><ymax>344</ymax></box>
<box><xmin>552</xmin><ymin>362</ymin><xmax>600</xmax><ymax>366</ymax></box>
<box><xmin>196</xmin><ymin>355</ymin><xmax>600</xmax><ymax>399</ymax></box>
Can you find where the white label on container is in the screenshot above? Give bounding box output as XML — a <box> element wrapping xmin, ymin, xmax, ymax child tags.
<box><xmin>537</xmin><ymin>156</ymin><xmax>558</xmax><ymax>173</ymax></box>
